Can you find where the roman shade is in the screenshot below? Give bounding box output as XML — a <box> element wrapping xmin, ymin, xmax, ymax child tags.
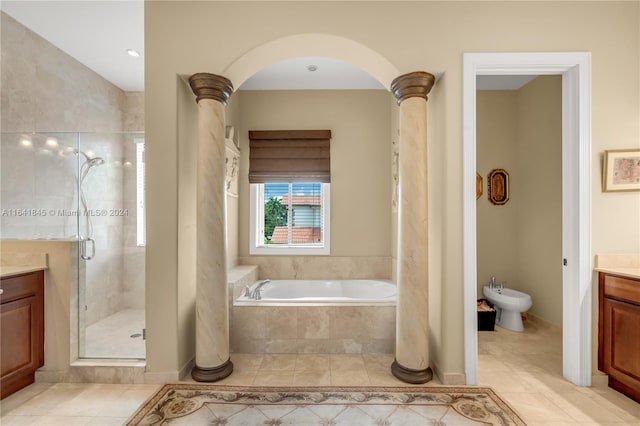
<box><xmin>248</xmin><ymin>130</ymin><xmax>331</xmax><ymax>183</ymax></box>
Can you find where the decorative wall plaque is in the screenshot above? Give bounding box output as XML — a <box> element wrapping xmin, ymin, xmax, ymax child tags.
<box><xmin>225</xmin><ymin>138</ymin><xmax>240</xmax><ymax>197</ymax></box>
<box><xmin>487</xmin><ymin>169</ymin><xmax>509</xmax><ymax>205</ymax></box>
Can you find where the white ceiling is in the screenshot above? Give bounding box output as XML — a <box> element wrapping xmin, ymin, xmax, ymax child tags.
<box><xmin>2</xmin><ymin>1</ymin><xmax>536</xmax><ymax>93</ymax></box>
<box><xmin>239</xmin><ymin>57</ymin><xmax>385</xmax><ymax>90</ymax></box>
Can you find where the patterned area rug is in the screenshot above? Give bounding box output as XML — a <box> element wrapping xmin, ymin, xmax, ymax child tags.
<box><xmin>126</xmin><ymin>384</ymin><xmax>526</xmax><ymax>425</ymax></box>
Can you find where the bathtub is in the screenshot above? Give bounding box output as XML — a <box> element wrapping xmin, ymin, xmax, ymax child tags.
<box><xmin>235</xmin><ymin>279</ymin><xmax>397</xmax><ymax>305</ymax></box>
<box><xmin>231</xmin><ymin>278</ymin><xmax>397</xmax><ymax>354</ymax></box>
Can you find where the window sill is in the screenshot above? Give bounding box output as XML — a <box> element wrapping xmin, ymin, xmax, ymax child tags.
<box><xmin>249</xmin><ymin>245</ymin><xmax>330</xmax><ymax>256</ymax></box>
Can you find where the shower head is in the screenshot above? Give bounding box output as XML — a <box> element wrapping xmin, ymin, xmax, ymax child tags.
<box><xmin>86</xmin><ymin>157</ymin><xmax>105</xmax><ymax>167</ymax></box>
<box><xmin>79</xmin><ymin>155</ymin><xmax>105</xmax><ymax>183</ymax></box>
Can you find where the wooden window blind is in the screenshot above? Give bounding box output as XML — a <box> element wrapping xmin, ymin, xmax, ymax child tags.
<box><xmin>248</xmin><ymin>130</ymin><xmax>331</xmax><ymax>183</ymax></box>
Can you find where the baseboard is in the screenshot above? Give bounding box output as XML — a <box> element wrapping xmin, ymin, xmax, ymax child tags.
<box><xmin>180</xmin><ymin>357</ymin><xmax>195</xmax><ymax>380</ymax></box>
<box><xmin>36</xmin><ymin>364</ymin><xmax>145</xmax><ymax>384</ymax></box>
<box><xmin>526</xmin><ymin>313</ymin><xmax>562</xmax><ymax>332</ymax></box>
<box><xmin>144</xmin><ymin>357</ymin><xmax>195</xmax><ymax>384</ymax></box>
<box><xmin>35</xmin><ymin>370</ymin><xmax>67</xmax><ymax>383</ymax></box>
<box><xmin>591</xmin><ymin>373</ymin><xmax>608</xmax><ymax>388</ymax></box>
<box><xmin>431</xmin><ymin>361</ymin><xmax>466</xmax><ymax>385</ymax></box>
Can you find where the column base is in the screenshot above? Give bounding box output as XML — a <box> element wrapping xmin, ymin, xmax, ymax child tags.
<box><xmin>191</xmin><ymin>359</ymin><xmax>234</xmax><ymax>382</ymax></box>
<box><xmin>391</xmin><ymin>359</ymin><xmax>433</xmax><ymax>384</ymax></box>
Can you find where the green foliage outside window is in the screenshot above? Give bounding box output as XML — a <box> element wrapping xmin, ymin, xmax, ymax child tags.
<box><xmin>263</xmin><ymin>197</ymin><xmax>287</xmax><ymax>243</ymax></box>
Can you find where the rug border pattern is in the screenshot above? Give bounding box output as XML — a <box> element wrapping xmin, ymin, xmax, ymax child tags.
<box><xmin>126</xmin><ymin>384</ymin><xmax>526</xmax><ymax>425</ymax></box>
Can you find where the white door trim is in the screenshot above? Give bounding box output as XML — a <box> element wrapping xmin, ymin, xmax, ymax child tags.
<box><xmin>462</xmin><ymin>52</ymin><xmax>592</xmax><ymax>386</ymax></box>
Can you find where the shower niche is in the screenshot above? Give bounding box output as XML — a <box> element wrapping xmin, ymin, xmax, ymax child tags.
<box><xmin>0</xmin><ymin>132</ymin><xmax>146</xmax><ymax>360</ymax></box>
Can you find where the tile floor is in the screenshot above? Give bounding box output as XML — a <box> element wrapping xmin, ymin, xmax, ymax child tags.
<box><xmin>2</xmin><ymin>317</ymin><xmax>639</xmax><ymax>425</ymax></box>
<box><xmin>477</xmin><ymin>317</ymin><xmax>640</xmax><ymax>425</ymax></box>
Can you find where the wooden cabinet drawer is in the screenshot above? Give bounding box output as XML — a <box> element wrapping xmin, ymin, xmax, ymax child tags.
<box><xmin>603</xmin><ymin>274</ymin><xmax>640</xmax><ymax>306</ymax></box>
<box><xmin>0</xmin><ymin>272</ymin><xmax>42</xmax><ymax>304</ymax></box>
<box><xmin>0</xmin><ymin>271</ymin><xmax>44</xmax><ymax>399</ymax></box>
<box><xmin>599</xmin><ymin>271</ymin><xmax>640</xmax><ymax>403</ymax></box>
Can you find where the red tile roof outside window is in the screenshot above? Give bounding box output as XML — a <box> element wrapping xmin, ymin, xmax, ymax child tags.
<box><xmin>270</xmin><ymin>226</ymin><xmax>321</xmax><ymax>244</ymax></box>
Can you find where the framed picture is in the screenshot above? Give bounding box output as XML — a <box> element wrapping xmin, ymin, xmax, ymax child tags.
<box><xmin>487</xmin><ymin>169</ymin><xmax>509</xmax><ymax>205</ymax></box>
<box><xmin>603</xmin><ymin>149</ymin><xmax>640</xmax><ymax>192</ymax></box>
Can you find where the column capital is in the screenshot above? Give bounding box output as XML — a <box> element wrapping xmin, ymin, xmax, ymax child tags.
<box><xmin>189</xmin><ymin>73</ymin><xmax>234</xmax><ymax>105</ymax></box>
<box><xmin>390</xmin><ymin>71</ymin><xmax>435</xmax><ymax>105</ymax></box>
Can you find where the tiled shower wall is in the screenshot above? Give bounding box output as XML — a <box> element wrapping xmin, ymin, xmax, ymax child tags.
<box><xmin>0</xmin><ymin>12</ymin><xmax>145</xmax><ymax>323</ymax></box>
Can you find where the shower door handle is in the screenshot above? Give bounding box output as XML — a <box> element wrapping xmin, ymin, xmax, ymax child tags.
<box><xmin>81</xmin><ymin>238</ymin><xmax>95</xmax><ymax>260</ymax></box>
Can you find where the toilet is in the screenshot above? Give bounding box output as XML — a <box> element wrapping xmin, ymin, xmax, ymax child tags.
<box><xmin>483</xmin><ymin>286</ymin><xmax>532</xmax><ymax>332</ymax></box>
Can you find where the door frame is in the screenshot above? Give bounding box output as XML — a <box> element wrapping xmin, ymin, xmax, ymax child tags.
<box><xmin>462</xmin><ymin>52</ymin><xmax>592</xmax><ymax>386</ymax></box>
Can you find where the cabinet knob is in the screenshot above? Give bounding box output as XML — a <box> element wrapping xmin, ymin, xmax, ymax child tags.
<box><xmin>0</xmin><ymin>288</ymin><xmax>3</xmax><ymax>295</ymax></box>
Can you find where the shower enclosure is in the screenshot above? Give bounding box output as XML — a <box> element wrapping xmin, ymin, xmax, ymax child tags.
<box><xmin>0</xmin><ymin>132</ymin><xmax>146</xmax><ymax>360</ymax></box>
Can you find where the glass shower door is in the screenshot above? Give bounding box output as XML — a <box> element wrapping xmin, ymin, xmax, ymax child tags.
<box><xmin>77</xmin><ymin>132</ymin><xmax>145</xmax><ymax>359</ymax></box>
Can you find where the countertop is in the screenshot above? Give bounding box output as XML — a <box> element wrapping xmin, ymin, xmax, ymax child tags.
<box><xmin>594</xmin><ymin>254</ymin><xmax>640</xmax><ymax>280</ymax></box>
<box><xmin>1</xmin><ymin>252</ymin><xmax>49</xmax><ymax>279</ymax></box>
<box><xmin>0</xmin><ymin>265</ymin><xmax>47</xmax><ymax>279</ymax></box>
<box><xmin>594</xmin><ymin>267</ymin><xmax>640</xmax><ymax>280</ymax></box>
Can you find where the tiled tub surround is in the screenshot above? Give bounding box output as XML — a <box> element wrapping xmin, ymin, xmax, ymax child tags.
<box><xmin>232</xmin><ymin>258</ymin><xmax>395</xmax><ymax>354</ymax></box>
<box><xmin>230</xmin><ymin>305</ymin><xmax>396</xmax><ymax>354</ymax></box>
<box><xmin>238</xmin><ymin>256</ymin><xmax>392</xmax><ymax>280</ymax></box>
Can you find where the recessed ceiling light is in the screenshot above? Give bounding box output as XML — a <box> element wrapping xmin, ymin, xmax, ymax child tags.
<box><xmin>307</xmin><ymin>64</ymin><xmax>318</xmax><ymax>72</ymax></box>
<box><xmin>127</xmin><ymin>49</ymin><xmax>141</xmax><ymax>58</ymax></box>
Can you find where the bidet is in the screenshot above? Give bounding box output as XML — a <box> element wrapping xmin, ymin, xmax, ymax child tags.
<box><xmin>483</xmin><ymin>285</ymin><xmax>532</xmax><ymax>332</ymax></box>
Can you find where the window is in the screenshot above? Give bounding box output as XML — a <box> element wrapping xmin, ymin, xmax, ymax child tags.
<box><xmin>250</xmin><ymin>182</ymin><xmax>330</xmax><ymax>255</ymax></box>
<box><xmin>248</xmin><ymin>129</ymin><xmax>331</xmax><ymax>255</ymax></box>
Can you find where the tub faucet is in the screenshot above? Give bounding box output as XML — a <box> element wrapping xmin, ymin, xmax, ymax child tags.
<box><xmin>250</xmin><ymin>279</ymin><xmax>270</xmax><ymax>300</ymax></box>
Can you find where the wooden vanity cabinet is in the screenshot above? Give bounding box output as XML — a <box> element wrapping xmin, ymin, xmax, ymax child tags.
<box><xmin>598</xmin><ymin>272</ymin><xmax>640</xmax><ymax>403</ymax></box>
<box><xmin>0</xmin><ymin>271</ymin><xmax>44</xmax><ymax>399</ymax></box>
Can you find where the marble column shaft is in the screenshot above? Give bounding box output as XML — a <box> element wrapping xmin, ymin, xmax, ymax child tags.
<box><xmin>189</xmin><ymin>73</ymin><xmax>234</xmax><ymax>382</ymax></box>
<box><xmin>396</xmin><ymin>96</ymin><xmax>429</xmax><ymax>369</ymax></box>
<box><xmin>391</xmin><ymin>71</ymin><xmax>434</xmax><ymax>384</ymax></box>
<box><xmin>196</xmin><ymin>98</ymin><xmax>229</xmax><ymax>368</ymax></box>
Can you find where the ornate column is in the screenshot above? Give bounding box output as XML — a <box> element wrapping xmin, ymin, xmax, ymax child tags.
<box><xmin>188</xmin><ymin>73</ymin><xmax>234</xmax><ymax>382</ymax></box>
<box><xmin>390</xmin><ymin>71</ymin><xmax>435</xmax><ymax>384</ymax></box>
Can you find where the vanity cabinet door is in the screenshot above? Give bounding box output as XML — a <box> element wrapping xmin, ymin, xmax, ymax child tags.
<box><xmin>601</xmin><ymin>296</ymin><xmax>640</xmax><ymax>403</ymax></box>
<box><xmin>0</xmin><ymin>271</ymin><xmax>44</xmax><ymax>399</ymax></box>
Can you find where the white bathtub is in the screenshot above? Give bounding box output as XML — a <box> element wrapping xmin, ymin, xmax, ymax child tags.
<box><xmin>235</xmin><ymin>279</ymin><xmax>396</xmax><ymax>305</ymax></box>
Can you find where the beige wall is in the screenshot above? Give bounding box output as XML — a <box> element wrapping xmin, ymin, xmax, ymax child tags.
<box><xmin>476</xmin><ymin>76</ymin><xmax>563</xmax><ymax>326</ymax></box>
<box><xmin>236</xmin><ymin>90</ymin><xmax>392</xmax><ymax>258</ymax></box>
<box><xmin>145</xmin><ymin>1</ymin><xmax>640</xmax><ymax>377</ymax></box>
<box><xmin>515</xmin><ymin>76</ymin><xmax>563</xmax><ymax>326</ymax></box>
<box><xmin>476</xmin><ymin>90</ymin><xmax>519</xmax><ymax>290</ymax></box>
<box><xmin>226</xmin><ymin>94</ymin><xmax>242</xmax><ymax>269</ymax></box>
